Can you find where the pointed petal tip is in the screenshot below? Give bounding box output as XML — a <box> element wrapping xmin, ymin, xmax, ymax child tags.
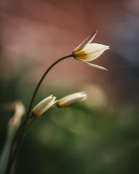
<box><xmin>95</xmin><ymin>30</ymin><xmax>98</xmax><ymax>34</ymax></box>
<box><xmin>90</xmin><ymin>31</ymin><xmax>97</xmax><ymax>40</ymax></box>
<box><xmin>81</xmin><ymin>60</ymin><xmax>108</xmax><ymax>71</ymax></box>
<box><xmin>52</xmin><ymin>96</ymin><xmax>57</xmax><ymax>100</ymax></box>
<box><xmin>49</xmin><ymin>94</ymin><xmax>54</xmax><ymax>98</ymax></box>
<box><xmin>94</xmin><ymin>65</ymin><xmax>108</xmax><ymax>71</ymax></box>
<box><xmin>101</xmin><ymin>67</ymin><xmax>108</xmax><ymax>71</ymax></box>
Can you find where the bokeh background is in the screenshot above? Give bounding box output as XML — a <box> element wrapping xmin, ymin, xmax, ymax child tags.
<box><xmin>0</xmin><ymin>0</ymin><xmax>139</xmax><ymax>174</ymax></box>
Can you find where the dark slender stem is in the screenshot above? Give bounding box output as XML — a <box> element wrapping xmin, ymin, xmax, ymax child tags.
<box><xmin>9</xmin><ymin>115</ymin><xmax>32</xmax><ymax>160</ymax></box>
<box><xmin>5</xmin><ymin>115</ymin><xmax>33</xmax><ymax>174</ymax></box>
<box><xmin>8</xmin><ymin>117</ymin><xmax>36</xmax><ymax>168</ymax></box>
<box><xmin>5</xmin><ymin>54</ymin><xmax>73</xmax><ymax>174</ymax></box>
<box><xmin>23</xmin><ymin>117</ymin><xmax>37</xmax><ymax>136</ymax></box>
<box><xmin>26</xmin><ymin>54</ymin><xmax>72</xmax><ymax>119</ymax></box>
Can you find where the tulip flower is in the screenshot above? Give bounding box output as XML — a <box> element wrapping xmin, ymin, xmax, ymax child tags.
<box><xmin>57</xmin><ymin>92</ymin><xmax>87</xmax><ymax>108</ymax></box>
<box><xmin>32</xmin><ymin>95</ymin><xmax>57</xmax><ymax>117</ymax></box>
<box><xmin>73</xmin><ymin>31</ymin><xmax>109</xmax><ymax>70</ymax></box>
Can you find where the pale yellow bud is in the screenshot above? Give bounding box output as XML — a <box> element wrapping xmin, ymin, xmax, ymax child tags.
<box><xmin>57</xmin><ymin>92</ymin><xmax>87</xmax><ymax>108</ymax></box>
<box><xmin>32</xmin><ymin>95</ymin><xmax>57</xmax><ymax>117</ymax></box>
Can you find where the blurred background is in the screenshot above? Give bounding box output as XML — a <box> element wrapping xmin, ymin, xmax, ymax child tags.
<box><xmin>0</xmin><ymin>0</ymin><xmax>139</xmax><ymax>174</ymax></box>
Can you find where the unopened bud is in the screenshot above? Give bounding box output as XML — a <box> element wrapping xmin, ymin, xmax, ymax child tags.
<box><xmin>57</xmin><ymin>92</ymin><xmax>87</xmax><ymax>108</ymax></box>
<box><xmin>32</xmin><ymin>95</ymin><xmax>57</xmax><ymax>117</ymax></box>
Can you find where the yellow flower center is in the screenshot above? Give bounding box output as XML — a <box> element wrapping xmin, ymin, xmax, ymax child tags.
<box><xmin>74</xmin><ymin>50</ymin><xmax>87</xmax><ymax>61</ymax></box>
<box><xmin>73</xmin><ymin>46</ymin><xmax>82</xmax><ymax>52</ymax></box>
<box><xmin>57</xmin><ymin>98</ymin><xmax>68</xmax><ymax>108</ymax></box>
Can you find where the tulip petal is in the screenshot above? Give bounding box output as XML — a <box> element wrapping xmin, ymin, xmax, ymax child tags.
<box><xmin>81</xmin><ymin>60</ymin><xmax>108</xmax><ymax>71</ymax></box>
<box><xmin>74</xmin><ymin>43</ymin><xmax>110</xmax><ymax>61</ymax></box>
<box><xmin>32</xmin><ymin>95</ymin><xmax>57</xmax><ymax>117</ymax></box>
<box><xmin>84</xmin><ymin>43</ymin><xmax>109</xmax><ymax>54</ymax></box>
<box><xmin>73</xmin><ymin>31</ymin><xmax>97</xmax><ymax>53</ymax></box>
<box><xmin>57</xmin><ymin>92</ymin><xmax>87</xmax><ymax>108</ymax></box>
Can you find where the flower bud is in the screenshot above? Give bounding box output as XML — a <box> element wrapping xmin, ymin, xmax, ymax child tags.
<box><xmin>32</xmin><ymin>95</ymin><xmax>57</xmax><ymax>117</ymax></box>
<box><xmin>57</xmin><ymin>92</ymin><xmax>87</xmax><ymax>108</ymax></box>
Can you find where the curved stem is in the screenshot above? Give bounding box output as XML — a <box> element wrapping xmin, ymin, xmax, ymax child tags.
<box><xmin>5</xmin><ymin>115</ymin><xmax>33</xmax><ymax>174</ymax></box>
<box><xmin>5</xmin><ymin>54</ymin><xmax>73</xmax><ymax>174</ymax></box>
<box><xmin>9</xmin><ymin>115</ymin><xmax>33</xmax><ymax>160</ymax></box>
<box><xmin>9</xmin><ymin>118</ymin><xmax>36</xmax><ymax>167</ymax></box>
<box><xmin>26</xmin><ymin>54</ymin><xmax>73</xmax><ymax>118</ymax></box>
<box><xmin>23</xmin><ymin>117</ymin><xmax>37</xmax><ymax>137</ymax></box>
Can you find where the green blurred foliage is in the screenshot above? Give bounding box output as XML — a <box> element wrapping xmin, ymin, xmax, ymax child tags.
<box><xmin>0</xmin><ymin>77</ymin><xmax>139</xmax><ymax>174</ymax></box>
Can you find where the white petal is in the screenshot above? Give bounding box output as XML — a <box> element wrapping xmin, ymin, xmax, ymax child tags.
<box><xmin>81</xmin><ymin>60</ymin><xmax>108</xmax><ymax>71</ymax></box>
<box><xmin>73</xmin><ymin>31</ymin><xmax>97</xmax><ymax>53</ymax></box>
<box><xmin>8</xmin><ymin>101</ymin><xmax>25</xmax><ymax>130</ymax></box>
<box><xmin>82</xmin><ymin>43</ymin><xmax>110</xmax><ymax>61</ymax></box>
<box><xmin>38</xmin><ymin>96</ymin><xmax>57</xmax><ymax>116</ymax></box>
<box><xmin>32</xmin><ymin>95</ymin><xmax>57</xmax><ymax>117</ymax></box>
<box><xmin>87</xmin><ymin>31</ymin><xmax>97</xmax><ymax>44</ymax></box>
<box><xmin>57</xmin><ymin>92</ymin><xmax>87</xmax><ymax>108</ymax></box>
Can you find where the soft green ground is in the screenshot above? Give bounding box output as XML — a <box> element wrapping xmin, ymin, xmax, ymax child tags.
<box><xmin>0</xmin><ymin>78</ymin><xmax>139</xmax><ymax>174</ymax></box>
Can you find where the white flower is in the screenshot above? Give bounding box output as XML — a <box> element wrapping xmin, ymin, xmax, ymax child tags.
<box><xmin>32</xmin><ymin>95</ymin><xmax>57</xmax><ymax>117</ymax></box>
<box><xmin>73</xmin><ymin>31</ymin><xmax>110</xmax><ymax>70</ymax></box>
<box><xmin>57</xmin><ymin>92</ymin><xmax>87</xmax><ymax>108</ymax></box>
<box><xmin>8</xmin><ymin>101</ymin><xmax>25</xmax><ymax>130</ymax></box>
<box><xmin>2</xmin><ymin>101</ymin><xmax>25</xmax><ymax>132</ymax></box>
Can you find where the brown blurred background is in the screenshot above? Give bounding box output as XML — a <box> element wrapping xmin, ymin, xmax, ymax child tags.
<box><xmin>1</xmin><ymin>0</ymin><xmax>139</xmax><ymax>104</ymax></box>
<box><xmin>0</xmin><ymin>0</ymin><xmax>139</xmax><ymax>174</ymax></box>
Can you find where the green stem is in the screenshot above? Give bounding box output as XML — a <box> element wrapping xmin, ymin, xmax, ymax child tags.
<box><xmin>23</xmin><ymin>117</ymin><xmax>37</xmax><ymax>136</ymax></box>
<box><xmin>5</xmin><ymin>115</ymin><xmax>33</xmax><ymax>174</ymax></box>
<box><xmin>9</xmin><ymin>118</ymin><xmax>36</xmax><ymax>169</ymax></box>
<box><xmin>5</xmin><ymin>54</ymin><xmax>73</xmax><ymax>174</ymax></box>
<box><xmin>26</xmin><ymin>54</ymin><xmax>73</xmax><ymax>118</ymax></box>
<box><xmin>9</xmin><ymin>115</ymin><xmax>32</xmax><ymax>160</ymax></box>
